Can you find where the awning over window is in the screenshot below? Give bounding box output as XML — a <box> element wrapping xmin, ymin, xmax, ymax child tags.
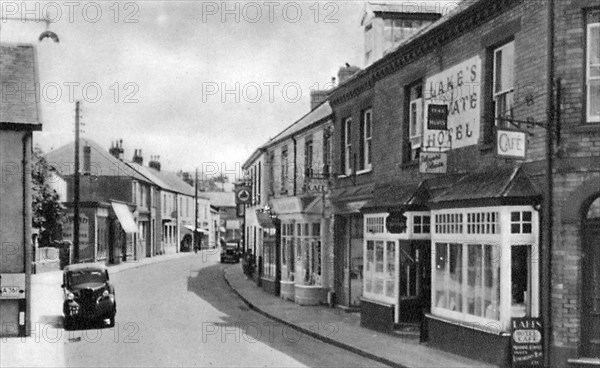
<box><xmin>182</xmin><ymin>225</ymin><xmax>209</xmax><ymax>234</ymax></box>
<box><xmin>111</xmin><ymin>202</ymin><xmax>138</xmax><ymax>234</ymax></box>
<box><xmin>430</xmin><ymin>166</ymin><xmax>541</xmax><ymax>207</ymax></box>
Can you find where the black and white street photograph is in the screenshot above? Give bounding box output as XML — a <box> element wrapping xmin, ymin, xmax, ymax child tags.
<box><xmin>1</xmin><ymin>0</ymin><xmax>599</xmax><ymax>367</ymax></box>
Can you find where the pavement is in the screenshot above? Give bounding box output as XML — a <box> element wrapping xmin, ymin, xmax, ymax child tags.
<box><xmin>0</xmin><ymin>251</ymin><xmax>199</xmax><ymax>368</ymax></box>
<box><xmin>223</xmin><ymin>264</ymin><xmax>500</xmax><ymax>368</ymax></box>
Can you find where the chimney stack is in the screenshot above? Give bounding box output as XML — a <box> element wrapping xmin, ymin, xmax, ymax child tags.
<box><xmin>108</xmin><ymin>139</ymin><xmax>124</xmax><ymax>160</ymax></box>
<box><xmin>149</xmin><ymin>155</ymin><xmax>161</xmax><ymax>171</ymax></box>
<box><xmin>132</xmin><ymin>149</ymin><xmax>143</xmax><ymax>165</ymax></box>
<box><xmin>338</xmin><ymin>64</ymin><xmax>361</xmax><ymax>85</ymax></box>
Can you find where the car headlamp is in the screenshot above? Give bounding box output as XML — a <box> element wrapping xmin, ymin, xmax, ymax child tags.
<box><xmin>102</xmin><ymin>290</ymin><xmax>109</xmax><ymax>297</ymax></box>
<box><xmin>67</xmin><ymin>292</ymin><xmax>74</xmax><ymax>300</ymax></box>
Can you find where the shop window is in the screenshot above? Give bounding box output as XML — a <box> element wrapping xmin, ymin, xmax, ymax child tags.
<box><xmin>511</xmin><ymin>245</ymin><xmax>532</xmax><ymax>317</ymax></box>
<box><xmin>434</xmin><ymin>243</ymin><xmax>463</xmax><ymax>312</ymax></box>
<box><xmin>366</xmin><ymin>216</ymin><xmax>386</xmax><ymax>234</ymax></box>
<box><xmin>262</xmin><ymin>228</ymin><xmax>277</xmax><ymax>280</ymax></box>
<box><xmin>435</xmin><ymin>213</ymin><xmax>463</xmax><ymax>234</ymax></box>
<box><xmin>360</xmin><ymin>109</ymin><xmax>372</xmax><ymax>171</ymax></box>
<box><xmin>364</xmin><ymin>240</ymin><xmax>397</xmax><ymax>301</ymax></box>
<box><xmin>467</xmin><ymin>244</ymin><xmax>500</xmax><ymax>319</ymax></box>
<box><xmin>467</xmin><ymin>211</ymin><xmax>499</xmax><ymax>234</ymax></box>
<box><xmin>586</xmin><ymin>10</ymin><xmax>600</xmax><ymax>123</ymax></box>
<box><xmin>511</xmin><ymin>211</ymin><xmax>532</xmax><ymax>234</ymax></box>
<box><xmin>413</xmin><ymin>215</ymin><xmax>430</xmax><ymax>234</ymax></box>
<box><xmin>493</xmin><ymin>40</ymin><xmax>515</xmax><ymax>127</ymax></box>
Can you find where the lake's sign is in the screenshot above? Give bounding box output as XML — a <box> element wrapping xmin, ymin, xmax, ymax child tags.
<box><xmin>511</xmin><ymin>317</ymin><xmax>543</xmax><ymax>367</ymax></box>
<box><xmin>497</xmin><ymin>129</ymin><xmax>527</xmax><ymax>159</ymax></box>
<box><xmin>424</xmin><ymin>56</ymin><xmax>481</xmax><ymax>150</ymax></box>
<box><xmin>419</xmin><ymin>151</ymin><xmax>447</xmax><ymax>174</ymax></box>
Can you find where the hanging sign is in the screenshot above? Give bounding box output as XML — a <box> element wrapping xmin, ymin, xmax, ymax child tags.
<box><xmin>419</xmin><ymin>151</ymin><xmax>447</xmax><ymax>174</ymax></box>
<box><xmin>511</xmin><ymin>317</ymin><xmax>543</xmax><ymax>367</ymax></box>
<box><xmin>235</xmin><ymin>187</ymin><xmax>251</xmax><ymax>204</ymax></box>
<box><xmin>497</xmin><ymin>129</ymin><xmax>527</xmax><ymax>159</ymax></box>
<box><xmin>427</xmin><ymin>104</ymin><xmax>449</xmax><ymax>130</ymax></box>
<box><xmin>386</xmin><ymin>212</ymin><xmax>407</xmax><ymax>234</ymax></box>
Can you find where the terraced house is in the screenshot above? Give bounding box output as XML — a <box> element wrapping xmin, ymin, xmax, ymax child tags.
<box><xmin>326</xmin><ymin>0</ymin><xmax>600</xmax><ymax>366</ymax></box>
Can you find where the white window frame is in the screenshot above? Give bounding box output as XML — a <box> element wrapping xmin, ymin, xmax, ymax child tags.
<box><xmin>587</xmin><ymin>22</ymin><xmax>600</xmax><ymax>122</ymax></box>
<box><xmin>408</xmin><ymin>84</ymin><xmax>423</xmax><ymax>161</ymax></box>
<box><xmin>493</xmin><ymin>41</ymin><xmax>515</xmax><ymax>127</ymax></box>
<box><xmin>344</xmin><ymin>118</ymin><xmax>353</xmax><ymax>176</ymax></box>
<box><xmin>363</xmin><ymin>109</ymin><xmax>373</xmax><ymax>172</ymax></box>
<box><xmin>431</xmin><ymin>206</ymin><xmax>539</xmax><ymax>332</ymax></box>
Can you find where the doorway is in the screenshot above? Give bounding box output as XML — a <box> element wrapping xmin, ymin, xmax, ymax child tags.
<box><xmin>582</xmin><ymin>196</ymin><xmax>600</xmax><ymax>357</ymax></box>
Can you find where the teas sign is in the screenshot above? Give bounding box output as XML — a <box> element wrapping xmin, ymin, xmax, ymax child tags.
<box><xmin>511</xmin><ymin>317</ymin><xmax>543</xmax><ymax>367</ymax></box>
<box><xmin>424</xmin><ymin>56</ymin><xmax>481</xmax><ymax>150</ymax></box>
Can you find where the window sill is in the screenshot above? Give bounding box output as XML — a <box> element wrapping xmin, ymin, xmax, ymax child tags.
<box><xmin>400</xmin><ymin>160</ymin><xmax>419</xmax><ymax>170</ymax></box>
<box><xmin>479</xmin><ymin>143</ymin><xmax>494</xmax><ymax>152</ymax></box>
<box><xmin>355</xmin><ymin>168</ymin><xmax>372</xmax><ymax>175</ymax></box>
<box><xmin>572</xmin><ymin>123</ymin><xmax>600</xmax><ymax>133</ymax></box>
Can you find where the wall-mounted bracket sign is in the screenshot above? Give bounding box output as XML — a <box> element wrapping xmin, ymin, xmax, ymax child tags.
<box><xmin>386</xmin><ymin>212</ymin><xmax>407</xmax><ymax>234</ymax></box>
<box><xmin>235</xmin><ymin>187</ymin><xmax>251</xmax><ymax>204</ymax></box>
<box><xmin>511</xmin><ymin>317</ymin><xmax>543</xmax><ymax>367</ymax></box>
<box><xmin>427</xmin><ymin>104</ymin><xmax>449</xmax><ymax>130</ymax></box>
<box><xmin>419</xmin><ymin>151</ymin><xmax>447</xmax><ymax>174</ymax></box>
<box><xmin>497</xmin><ymin>128</ymin><xmax>527</xmax><ymax>159</ymax></box>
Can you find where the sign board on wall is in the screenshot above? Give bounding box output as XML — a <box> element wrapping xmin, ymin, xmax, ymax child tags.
<box><xmin>62</xmin><ymin>213</ymin><xmax>90</xmax><ymax>249</ymax></box>
<box><xmin>497</xmin><ymin>129</ymin><xmax>527</xmax><ymax>159</ymax></box>
<box><xmin>424</xmin><ymin>56</ymin><xmax>481</xmax><ymax>150</ymax></box>
<box><xmin>306</xmin><ymin>177</ymin><xmax>329</xmax><ymax>194</ymax></box>
<box><xmin>419</xmin><ymin>151</ymin><xmax>447</xmax><ymax>174</ymax></box>
<box><xmin>511</xmin><ymin>317</ymin><xmax>543</xmax><ymax>367</ymax></box>
<box><xmin>427</xmin><ymin>104</ymin><xmax>449</xmax><ymax>130</ymax></box>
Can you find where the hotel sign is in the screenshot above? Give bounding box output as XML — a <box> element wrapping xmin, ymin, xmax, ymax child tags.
<box><xmin>424</xmin><ymin>56</ymin><xmax>481</xmax><ymax>150</ymax></box>
<box><xmin>497</xmin><ymin>129</ymin><xmax>527</xmax><ymax>159</ymax></box>
<box><xmin>419</xmin><ymin>151</ymin><xmax>447</xmax><ymax>174</ymax></box>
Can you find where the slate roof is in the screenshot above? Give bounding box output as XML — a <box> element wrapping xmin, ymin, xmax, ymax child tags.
<box><xmin>431</xmin><ymin>166</ymin><xmax>541</xmax><ymax>204</ymax></box>
<box><xmin>45</xmin><ymin>139</ymin><xmax>147</xmax><ymax>181</ymax></box>
<box><xmin>201</xmin><ymin>192</ymin><xmax>236</xmax><ymax>208</ymax></box>
<box><xmin>0</xmin><ymin>44</ymin><xmax>41</xmax><ymax>129</ymax></box>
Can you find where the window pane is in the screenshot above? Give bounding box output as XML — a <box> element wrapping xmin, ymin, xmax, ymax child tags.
<box><xmin>511</xmin><ymin>246</ymin><xmax>530</xmax><ymax>317</ymax></box>
<box><xmin>484</xmin><ymin>245</ymin><xmax>500</xmax><ymax>320</ymax></box>
<box><xmin>449</xmin><ymin>243</ymin><xmax>463</xmax><ymax>312</ymax></box>
<box><xmin>366</xmin><ymin>241</ymin><xmax>374</xmax><ymax>272</ymax></box>
<box><xmin>435</xmin><ymin>243</ymin><xmax>447</xmax><ymax>308</ymax></box>
<box><xmin>386</xmin><ymin>241</ymin><xmax>396</xmax><ymax>298</ymax></box>
<box><xmin>375</xmin><ymin>241</ymin><xmax>384</xmax><ymax>273</ymax></box>
<box><xmin>589</xmin><ymin>80</ymin><xmax>600</xmax><ymax>119</ymax></box>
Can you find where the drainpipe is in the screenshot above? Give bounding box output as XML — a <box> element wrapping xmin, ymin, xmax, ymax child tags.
<box><xmin>22</xmin><ymin>131</ymin><xmax>32</xmax><ymax>337</ymax></box>
<box><xmin>542</xmin><ymin>0</ymin><xmax>555</xmax><ymax>366</ymax></box>
<box><xmin>292</xmin><ymin>136</ymin><xmax>297</xmax><ymax>196</ymax></box>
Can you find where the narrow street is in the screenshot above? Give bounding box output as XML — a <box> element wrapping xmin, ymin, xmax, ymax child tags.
<box><xmin>62</xmin><ymin>252</ymin><xmax>388</xmax><ymax>367</ymax></box>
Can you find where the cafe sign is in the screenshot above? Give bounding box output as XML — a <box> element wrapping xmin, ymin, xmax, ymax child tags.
<box><xmin>419</xmin><ymin>151</ymin><xmax>447</xmax><ymax>174</ymax></box>
<box><xmin>305</xmin><ymin>177</ymin><xmax>329</xmax><ymax>194</ymax></box>
<box><xmin>497</xmin><ymin>128</ymin><xmax>527</xmax><ymax>159</ymax></box>
<box><xmin>511</xmin><ymin>317</ymin><xmax>543</xmax><ymax>367</ymax></box>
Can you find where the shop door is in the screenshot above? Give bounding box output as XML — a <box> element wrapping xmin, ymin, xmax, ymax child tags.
<box><xmin>582</xmin><ymin>215</ymin><xmax>600</xmax><ymax>358</ymax></box>
<box><xmin>334</xmin><ymin>216</ymin><xmax>349</xmax><ymax>306</ymax></box>
<box><xmin>398</xmin><ymin>240</ymin><xmax>431</xmax><ymax>322</ymax></box>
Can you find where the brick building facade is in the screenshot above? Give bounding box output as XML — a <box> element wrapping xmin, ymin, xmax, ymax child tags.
<box><xmin>327</xmin><ymin>0</ymin><xmax>600</xmax><ymax>366</ymax></box>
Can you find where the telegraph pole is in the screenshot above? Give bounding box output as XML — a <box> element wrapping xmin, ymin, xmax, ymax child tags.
<box><xmin>73</xmin><ymin>101</ymin><xmax>81</xmax><ymax>263</ymax></box>
<box><xmin>194</xmin><ymin>168</ymin><xmax>199</xmax><ymax>251</ymax></box>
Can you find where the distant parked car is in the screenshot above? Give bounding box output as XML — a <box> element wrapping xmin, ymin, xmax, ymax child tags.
<box><xmin>61</xmin><ymin>264</ymin><xmax>116</xmax><ymax>329</ymax></box>
<box><xmin>220</xmin><ymin>242</ymin><xmax>241</xmax><ymax>263</ymax></box>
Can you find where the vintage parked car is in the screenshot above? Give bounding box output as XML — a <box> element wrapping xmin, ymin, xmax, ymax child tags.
<box><xmin>61</xmin><ymin>264</ymin><xmax>116</xmax><ymax>329</ymax></box>
<box><xmin>220</xmin><ymin>242</ymin><xmax>241</xmax><ymax>263</ymax></box>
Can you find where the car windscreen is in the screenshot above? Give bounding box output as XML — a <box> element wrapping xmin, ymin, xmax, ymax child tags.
<box><xmin>68</xmin><ymin>270</ymin><xmax>107</xmax><ymax>286</ymax></box>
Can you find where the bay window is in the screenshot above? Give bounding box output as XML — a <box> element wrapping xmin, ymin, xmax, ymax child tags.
<box><xmin>431</xmin><ymin>206</ymin><xmax>539</xmax><ymax>331</ymax></box>
<box><xmin>586</xmin><ymin>12</ymin><xmax>600</xmax><ymax>122</ymax></box>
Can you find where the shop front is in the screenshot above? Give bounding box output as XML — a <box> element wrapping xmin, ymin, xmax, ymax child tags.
<box><xmin>425</xmin><ymin>167</ymin><xmax>541</xmax><ymax>367</ymax></box>
<box><xmin>271</xmin><ymin>196</ymin><xmax>327</xmax><ymax>305</ymax></box>
<box><xmin>256</xmin><ymin>210</ymin><xmax>280</xmax><ymax>296</ymax></box>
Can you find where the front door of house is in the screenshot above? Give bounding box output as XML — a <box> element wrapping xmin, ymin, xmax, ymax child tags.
<box><xmin>398</xmin><ymin>240</ymin><xmax>431</xmax><ymax>322</ymax></box>
<box><xmin>582</xmin><ymin>198</ymin><xmax>600</xmax><ymax>357</ymax></box>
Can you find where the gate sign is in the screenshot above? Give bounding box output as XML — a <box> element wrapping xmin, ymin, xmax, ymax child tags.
<box><xmin>427</xmin><ymin>104</ymin><xmax>449</xmax><ymax>130</ymax></box>
<box><xmin>497</xmin><ymin>129</ymin><xmax>527</xmax><ymax>159</ymax></box>
<box><xmin>511</xmin><ymin>317</ymin><xmax>543</xmax><ymax>367</ymax></box>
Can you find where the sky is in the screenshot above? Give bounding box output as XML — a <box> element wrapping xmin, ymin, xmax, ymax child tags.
<box><xmin>1</xmin><ymin>0</ymin><xmax>455</xmax><ymax>180</ymax></box>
